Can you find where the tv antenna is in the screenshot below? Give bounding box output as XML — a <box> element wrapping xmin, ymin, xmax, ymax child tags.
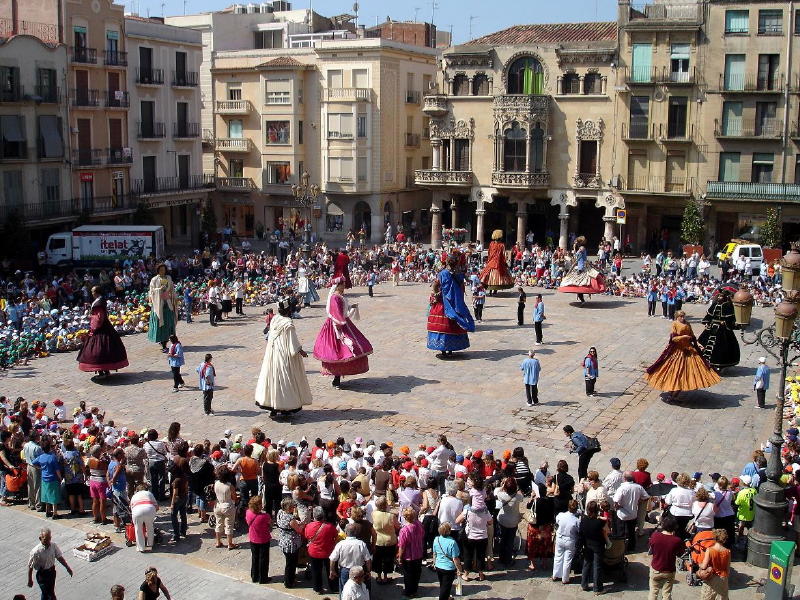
<box><xmin>353</xmin><ymin>2</ymin><xmax>359</xmax><ymax>28</ymax></box>
<box><xmin>468</xmin><ymin>15</ymin><xmax>478</xmax><ymax>40</ymax></box>
<box><xmin>413</xmin><ymin>7</ymin><xmax>420</xmax><ymax>22</ymax></box>
<box><xmin>430</xmin><ymin>0</ymin><xmax>439</xmax><ymax>26</ymax></box>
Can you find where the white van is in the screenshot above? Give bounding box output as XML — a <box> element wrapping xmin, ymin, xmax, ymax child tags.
<box><xmin>716</xmin><ymin>241</ymin><xmax>762</xmax><ymax>275</ymax></box>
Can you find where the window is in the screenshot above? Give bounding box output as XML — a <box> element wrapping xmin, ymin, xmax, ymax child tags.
<box><xmin>755</xmin><ymin>102</ymin><xmax>778</xmax><ymax>136</ymax></box>
<box><xmin>472</xmin><ymin>73</ymin><xmax>489</xmax><ymax>95</ymax></box>
<box><xmin>298</xmin><ymin>121</ymin><xmax>303</xmax><ymax>145</ymax></box>
<box><xmin>719</xmin><ymin>152</ymin><xmax>741</xmax><ymax>181</ymax></box>
<box><xmin>452</xmin><ymin>74</ymin><xmax>469</xmax><ymax>96</ymax></box>
<box><xmin>328</xmin><ymin>113</ymin><xmax>353</xmax><ymax>138</ymax></box>
<box><xmin>326</xmin><ymin>202</ymin><xmax>343</xmax><ymax>232</ymax></box>
<box><xmin>758</xmin><ymin>9</ymin><xmax>782</xmax><ymax>34</ymax></box>
<box><xmin>174</xmin><ymin>50</ymin><xmax>187</xmax><ymax>83</ymax></box>
<box><xmin>757</xmin><ymin>54</ymin><xmax>780</xmax><ymax>90</ymax></box>
<box><xmin>2</xmin><ymin>170</ymin><xmax>22</xmax><ymax>207</ymax></box>
<box><xmin>531</xmin><ymin>124</ymin><xmax>544</xmax><ymax>171</ymax></box>
<box><xmin>36</xmin><ymin>68</ymin><xmax>57</xmax><ymax>102</ymax></box>
<box><xmin>579</xmin><ymin>140</ymin><xmax>598</xmax><ymax>175</ymax></box>
<box><xmin>721</xmin><ymin>101</ymin><xmax>743</xmax><ymax>136</ymax></box>
<box><xmin>229</xmin><ymin>159</ymin><xmax>243</xmax><ymax>178</ymax></box>
<box><xmin>38</xmin><ymin>115</ymin><xmax>64</xmax><ymax>158</ymax></box>
<box><xmin>583</xmin><ymin>72</ymin><xmax>602</xmax><ymax>94</ymax></box>
<box><xmin>357</xmin><ymin>114</ymin><xmax>367</xmax><ymax>138</ymax></box>
<box><xmin>266</xmin><ymin>161</ymin><xmax>290</xmax><ymax>184</ymax></box>
<box><xmin>40</xmin><ymin>168</ymin><xmax>60</xmax><ymax>203</ymax></box>
<box><xmin>265</xmin><ymin>120</ymin><xmax>290</xmax><ymax>144</ymax></box>
<box><xmin>328</xmin><ymin>157</ymin><xmax>354</xmax><ymax>181</ymax></box>
<box><xmin>795</xmin><ymin>155</ymin><xmax>800</xmax><ymax>184</ymax></box>
<box><xmin>328</xmin><ymin>70</ymin><xmax>343</xmax><ymax>88</ymax></box>
<box><xmin>503</xmin><ymin>122</ymin><xmax>527</xmax><ymax>172</ymax></box>
<box><xmin>629</xmin><ymin>96</ymin><xmax>650</xmax><ymax>138</ymax></box>
<box><xmin>670</xmin><ymin>44</ymin><xmax>690</xmax><ymax>82</ymax></box>
<box><xmin>752</xmin><ymin>152</ymin><xmax>774</xmax><ymax>183</ymax></box>
<box><xmin>627</xmin><ymin>152</ymin><xmax>648</xmax><ymax>190</ymax></box>
<box><xmin>106</xmin><ymin>30</ymin><xmax>118</xmax><ymax>54</ymax></box>
<box><xmin>796</xmin><ymin>9</ymin><xmax>800</xmax><ymax>34</ymax></box>
<box><xmin>265</xmin><ymin>79</ymin><xmax>291</xmax><ymax>104</ymax></box>
<box><xmin>0</xmin><ymin>115</ymin><xmax>26</xmax><ymax>159</ymax></box>
<box><xmin>507</xmin><ymin>57</ymin><xmax>543</xmax><ymax>94</ymax></box>
<box><xmin>667</xmin><ymin>97</ymin><xmax>688</xmax><ymax>138</ymax></box>
<box><xmin>357</xmin><ymin>156</ymin><xmax>367</xmax><ymax>181</ymax></box>
<box><xmin>666</xmin><ymin>152</ymin><xmax>686</xmax><ymax>191</ymax></box>
<box><xmin>454</xmin><ymin>139</ymin><xmax>469</xmax><ymax>171</ymax></box>
<box><xmin>228</xmin><ymin>119</ymin><xmax>243</xmax><ymax>138</ymax></box>
<box><xmin>561</xmin><ymin>73</ymin><xmax>580</xmax><ymax>94</ymax></box>
<box><xmin>142</xmin><ymin>156</ymin><xmax>157</xmax><ymax>192</ymax></box>
<box><xmin>724</xmin><ymin>54</ymin><xmax>745</xmax><ymax>90</ymax></box>
<box><xmin>254</xmin><ymin>29</ymin><xmax>283</xmax><ymax>49</ymax></box>
<box><xmin>422</xmin><ymin>117</ymin><xmax>430</xmax><ymax>139</ymax></box>
<box><xmin>0</xmin><ymin>66</ymin><xmax>20</xmax><ymax>102</ymax></box>
<box><xmin>353</xmin><ymin>69</ymin><xmax>368</xmax><ymax>89</ymax></box>
<box><xmin>631</xmin><ymin>43</ymin><xmax>653</xmax><ymax>82</ymax></box>
<box><xmin>227</xmin><ymin>86</ymin><xmax>242</xmax><ymax>101</ymax></box>
<box><xmin>725</xmin><ymin>10</ymin><xmax>749</xmax><ymax>34</ymax></box>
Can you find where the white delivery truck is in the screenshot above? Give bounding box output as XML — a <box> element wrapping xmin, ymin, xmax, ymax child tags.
<box><xmin>44</xmin><ymin>225</ymin><xmax>165</xmax><ymax>267</ymax></box>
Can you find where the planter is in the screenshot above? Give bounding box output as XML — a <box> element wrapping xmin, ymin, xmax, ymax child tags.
<box><xmin>682</xmin><ymin>244</ymin><xmax>704</xmax><ymax>257</ymax></box>
<box><xmin>763</xmin><ymin>247</ymin><xmax>783</xmax><ymax>267</ymax></box>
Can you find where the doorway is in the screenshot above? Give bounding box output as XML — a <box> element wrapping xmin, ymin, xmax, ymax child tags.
<box><xmin>354</xmin><ymin>201</ymin><xmax>371</xmax><ymax>237</ymax></box>
<box><xmin>575</xmin><ymin>197</ymin><xmax>605</xmax><ymax>249</ymax></box>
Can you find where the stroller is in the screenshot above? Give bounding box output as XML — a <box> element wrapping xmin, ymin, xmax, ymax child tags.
<box><xmin>4</xmin><ymin>467</ymin><xmax>27</xmax><ymax>504</ymax></box>
<box><xmin>681</xmin><ymin>530</ymin><xmax>716</xmax><ymax>586</ymax></box>
<box><xmin>602</xmin><ymin>537</ymin><xmax>629</xmax><ymax>583</ymax></box>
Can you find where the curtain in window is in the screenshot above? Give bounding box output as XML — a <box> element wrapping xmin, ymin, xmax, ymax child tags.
<box><xmin>722</xmin><ymin>102</ymin><xmax>742</xmax><ymax>136</ymax></box>
<box><xmin>724</xmin><ymin>55</ymin><xmax>745</xmax><ymax>90</ymax></box>
<box><xmin>719</xmin><ymin>152</ymin><xmax>740</xmax><ymax>181</ymax></box>
<box><xmin>725</xmin><ymin>10</ymin><xmax>749</xmax><ymax>33</ymax></box>
<box><xmin>39</xmin><ymin>115</ymin><xmax>63</xmax><ymax>158</ymax></box>
<box><xmin>228</xmin><ymin>120</ymin><xmax>243</xmax><ymax>138</ymax></box>
<box><xmin>632</xmin><ymin>44</ymin><xmax>652</xmax><ymax>82</ymax></box>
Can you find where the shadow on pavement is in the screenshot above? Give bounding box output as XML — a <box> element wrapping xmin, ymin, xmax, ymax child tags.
<box><xmin>289</xmin><ymin>407</ymin><xmax>398</xmax><ymax>424</ymax></box>
<box><xmin>460</xmin><ymin>349</ymin><xmax>529</xmax><ymax>361</ymax></box>
<box><xmin>568</xmin><ymin>300</ymin><xmax>634</xmax><ymax>309</ymax></box>
<box><xmin>184</xmin><ymin>344</ymin><xmax>246</xmax><ymax>353</ymax></box>
<box><xmin>333</xmin><ymin>375</ymin><xmax>439</xmax><ymax>394</ymax></box>
<box><xmin>668</xmin><ymin>390</ymin><xmax>746</xmax><ymax>409</ymax></box>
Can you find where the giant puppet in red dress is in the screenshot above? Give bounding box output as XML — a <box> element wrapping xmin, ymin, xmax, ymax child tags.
<box><xmin>333</xmin><ymin>250</ymin><xmax>352</xmax><ymax>289</ymax></box>
<box><xmin>479</xmin><ymin>230</ymin><xmax>514</xmax><ymax>293</ymax></box>
<box><xmin>77</xmin><ymin>290</ymin><xmax>129</xmax><ymax>380</ymax></box>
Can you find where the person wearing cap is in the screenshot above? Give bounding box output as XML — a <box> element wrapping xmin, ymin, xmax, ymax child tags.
<box><xmin>734</xmin><ymin>475</ymin><xmax>756</xmax><ymax>541</ymax></box>
<box><xmin>754</xmin><ymin>357</ymin><xmax>770</xmax><ymax>408</ymax></box>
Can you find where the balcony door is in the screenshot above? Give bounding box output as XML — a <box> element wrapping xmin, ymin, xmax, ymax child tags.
<box><xmin>718</xmin><ymin>152</ymin><xmax>740</xmax><ymax>182</ymax></box>
<box><xmin>140</xmin><ymin>100</ymin><xmax>154</xmax><ymax>136</ymax></box>
<box><xmin>109</xmin><ymin>118</ymin><xmax>122</xmax><ymax>157</ymax></box>
<box><xmin>177</xmin><ymin>101</ymin><xmax>188</xmax><ymax>136</ymax></box>
<box><xmin>579</xmin><ymin>140</ymin><xmax>597</xmax><ymax>177</ymax></box>
<box><xmin>75</xmin><ymin>70</ymin><xmax>89</xmax><ymax>105</ymax></box>
<box><xmin>724</xmin><ymin>54</ymin><xmax>745</xmax><ymax>90</ymax></box>
<box><xmin>142</xmin><ymin>155</ymin><xmax>157</xmax><ymax>193</ymax></box>
<box><xmin>667</xmin><ymin>97</ymin><xmax>687</xmax><ymax>138</ymax></box>
<box><xmin>139</xmin><ymin>47</ymin><xmax>153</xmax><ymax>80</ymax></box>
<box><xmin>666</xmin><ymin>153</ymin><xmax>686</xmax><ymax>191</ymax></box>
<box><xmin>627</xmin><ymin>151</ymin><xmax>648</xmax><ymax>190</ymax></box>
<box><xmin>721</xmin><ymin>101</ymin><xmax>742</xmax><ymax>136</ymax></box>
<box><xmin>631</xmin><ymin>43</ymin><xmax>652</xmax><ymax>82</ymax></box>
<box><xmin>108</xmin><ymin>71</ymin><xmax>120</xmax><ymax>101</ymax></box>
<box><xmin>175</xmin><ymin>51</ymin><xmax>187</xmax><ymax>83</ymax></box>
<box><xmin>77</xmin><ymin>118</ymin><xmax>91</xmax><ymax>157</ymax></box>
<box><xmin>755</xmin><ymin>102</ymin><xmax>777</xmax><ymax>136</ymax></box>
<box><xmin>757</xmin><ymin>54</ymin><xmax>779</xmax><ymax>90</ymax></box>
<box><xmin>178</xmin><ymin>154</ymin><xmax>190</xmax><ymax>188</ymax></box>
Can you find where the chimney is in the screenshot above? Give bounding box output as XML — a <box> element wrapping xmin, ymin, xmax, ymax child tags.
<box><xmin>357</xmin><ymin>24</ymin><xmax>365</xmax><ymax>38</ymax></box>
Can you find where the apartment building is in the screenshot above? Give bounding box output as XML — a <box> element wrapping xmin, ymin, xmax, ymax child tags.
<box><xmin>0</xmin><ymin>34</ymin><xmax>70</xmax><ymax>242</ymax></box>
<box><xmin>125</xmin><ymin>16</ymin><xmax>209</xmax><ymax>246</ymax></box>
<box><xmin>415</xmin><ymin>23</ymin><xmax>619</xmax><ymax>249</ymax></box>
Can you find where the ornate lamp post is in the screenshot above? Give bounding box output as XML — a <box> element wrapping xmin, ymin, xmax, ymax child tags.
<box><xmin>291</xmin><ymin>171</ymin><xmax>320</xmax><ymax>258</ymax></box>
<box><xmin>737</xmin><ymin>248</ymin><xmax>800</xmax><ymax>567</ymax></box>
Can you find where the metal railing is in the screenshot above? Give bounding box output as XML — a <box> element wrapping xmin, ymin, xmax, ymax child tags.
<box><xmin>137</xmin><ymin>121</ymin><xmax>166</xmax><ymax>139</ymax></box>
<box><xmin>132</xmin><ymin>174</ymin><xmax>214</xmax><ymax>195</ymax></box>
<box><xmin>622</xmin><ymin>122</ymin><xmax>655</xmax><ymax>140</ymax></box>
<box><xmin>0</xmin><ymin>200</ymin><xmax>81</xmax><ymax>224</ymax></box>
<box><xmin>171</xmin><ymin>71</ymin><xmax>199</xmax><ymax>87</ymax></box>
<box><xmin>0</xmin><ymin>85</ymin><xmax>22</xmax><ymax>102</ymax></box>
<box><xmin>792</xmin><ymin>121</ymin><xmax>800</xmax><ymax>138</ymax></box>
<box><xmin>34</xmin><ymin>85</ymin><xmax>59</xmax><ymax>103</ymax></box>
<box><xmin>624</xmin><ymin>66</ymin><xmax>659</xmax><ymax>84</ymax></box>
<box><xmin>323</xmin><ymin>87</ymin><xmax>371</xmax><ymax>102</ymax></box>
<box><xmin>72</xmin><ymin>148</ymin><xmax>103</xmax><ymax>167</ymax></box>
<box><xmin>714</xmin><ymin>118</ymin><xmax>783</xmax><ymax>138</ymax></box>
<box><xmin>406</xmin><ymin>90</ymin><xmax>421</xmax><ymax>104</ymax></box>
<box><xmin>405</xmin><ymin>133</ymin><xmax>420</xmax><ymax>147</ymax></box>
<box><xmin>628</xmin><ymin>3</ymin><xmax>702</xmax><ymax>22</ymax></box>
<box><xmin>105</xmin><ymin>90</ymin><xmax>129</xmax><ymax>108</ymax></box>
<box><xmin>720</xmin><ymin>73</ymin><xmax>784</xmax><ymax>92</ymax></box>
<box><xmin>215</xmin><ymin>99</ymin><xmax>251</xmax><ymax>113</ymax></box>
<box><xmin>706</xmin><ymin>181</ymin><xmax>800</xmax><ymax>201</ymax></box>
<box><xmin>215</xmin><ymin>138</ymin><xmax>252</xmax><ymax>152</ymax></box>
<box><xmin>71</xmin><ymin>88</ymin><xmax>100</xmax><ymax>107</ymax></box>
<box><xmin>173</xmin><ymin>122</ymin><xmax>200</xmax><ymax>138</ymax></box>
<box><xmin>622</xmin><ymin>175</ymin><xmax>692</xmax><ymax>193</ymax></box>
<box><xmin>491</xmin><ymin>171</ymin><xmax>550</xmax><ymax>188</ymax></box>
<box><xmin>89</xmin><ymin>194</ymin><xmax>137</xmax><ymax>214</ymax></box>
<box><xmin>70</xmin><ymin>46</ymin><xmax>97</xmax><ymax>64</ymax></box>
<box><xmin>107</xmin><ymin>147</ymin><xmax>133</xmax><ymax>165</ymax></box>
<box><xmin>658</xmin><ymin>123</ymin><xmax>695</xmax><ymax>142</ymax></box>
<box><xmin>136</xmin><ymin>68</ymin><xmax>164</xmax><ymax>85</ymax></box>
<box><xmin>104</xmin><ymin>50</ymin><xmax>128</xmax><ymax>66</ymax></box>
<box><xmin>0</xmin><ymin>18</ymin><xmax>59</xmax><ymax>43</ymax></box>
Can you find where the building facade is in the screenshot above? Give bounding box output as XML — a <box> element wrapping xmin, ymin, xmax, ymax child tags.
<box><xmin>125</xmin><ymin>16</ymin><xmax>209</xmax><ymax>246</ymax></box>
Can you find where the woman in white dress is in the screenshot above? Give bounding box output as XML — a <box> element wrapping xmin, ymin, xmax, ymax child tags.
<box><xmin>254</xmin><ymin>297</ymin><xmax>313</xmax><ymax>418</ymax></box>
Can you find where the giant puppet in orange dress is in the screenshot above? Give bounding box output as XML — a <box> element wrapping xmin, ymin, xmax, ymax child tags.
<box><xmin>479</xmin><ymin>230</ymin><xmax>514</xmax><ymax>294</ymax></box>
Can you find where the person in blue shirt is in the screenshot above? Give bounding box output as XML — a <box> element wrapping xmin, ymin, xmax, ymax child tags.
<box><xmin>583</xmin><ymin>347</ymin><xmax>599</xmax><ymax>397</ymax></box>
<box><xmin>367</xmin><ymin>270</ymin><xmax>378</xmax><ymax>297</ymax></box>
<box><xmin>646</xmin><ymin>285</ymin><xmax>658</xmax><ymax>317</ymax></box>
<box><xmin>167</xmin><ymin>334</ymin><xmax>185</xmax><ymax>392</ymax></box>
<box><xmin>196</xmin><ymin>353</ymin><xmax>216</xmax><ymax>415</ymax></box>
<box><xmin>753</xmin><ymin>356</ymin><xmax>770</xmax><ymax>408</ymax></box>
<box><xmin>521</xmin><ymin>349</ymin><xmax>541</xmax><ymax>406</ymax></box>
<box><xmin>666</xmin><ymin>287</ymin><xmax>677</xmax><ymax>320</ymax></box>
<box><xmin>563</xmin><ymin>425</ymin><xmax>598</xmax><ymax>481</ymax></box>
<box><xmin>473</xmin><ymin>285</ymin><xmax>486</xmax><ymax>322</ymax></box>
<box><xmin>532</xmin><ymin>295</ymin><xmax>545</xmax><ymax>344</ymax></box>
<box><xmin>674</xmin><ymin>286</ymin><xmax>686</xmax><ymax>313</ymax></box>
<box><xmin>660</xmin><ymin>285</ymin><xmax>669</xmax><ymax>319</ymax></box>
<box><xmin>32</xmin><ymin>438</ymin><xmax>62</xmax><ymax>518</ymax></box>
<box><xmin>433</xmin><ymin>522</ymin><xmax>463</xmax><ymax>600</ymax></box>
<box><xmin>183</xmin><ymin>287</ymin><xmax>193</xmax><ymax>323</ymax></box>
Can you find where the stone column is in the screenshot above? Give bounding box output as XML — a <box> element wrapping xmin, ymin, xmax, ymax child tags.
<box><xmin>451</xmin><ymin>196</ymin><xmax>458</xmax><ymax>229</ymax></box>
<box><xmin>370</xmin><ymin>210</ymin><xmax>383</xmax><ymax>245</ymax></box>
<box><xmin>603</xmin><ymin>215</ymin><xmax>615</xmax><ymax>242</ymax></box>
<box><xmin>432</xmin><ymin>140</ymin><xmax>441</xmax><ymax>170</ymax></box>
<box><xmin>637</xmin><ymin>203</ymin><xmax>648</xmax><ymax>252</ymax></box>
<box><xmin>430</xmin><ymin>194</ymin><xmax>444</xmax><ymax>248</ymax></box>
<box><xmin>558</xmin><ymin>211</ymin><xmax>570</xmax><ymax>250</ymax></box>
<box><xmin>516</xmin><ymin>204</ymin><xmax>527</xmax><ymax>247</ymax></box>
<box><xmin>476</xmin><ymin>209</ymin><xmax>486</xmax><ymax>245</ymax></box>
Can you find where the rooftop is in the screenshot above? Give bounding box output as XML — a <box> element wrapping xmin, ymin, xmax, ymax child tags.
<box><xmin>463</xmin><ymin>21</ymin><xmax>617</xmax><ymax>46</ymax></box>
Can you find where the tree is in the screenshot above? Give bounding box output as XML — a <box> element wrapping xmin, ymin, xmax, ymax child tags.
<box><xmin>680</xmin><ymin>200</ymin><xmax>705</xmax><ymax>245</ymax></box>
<box><xmin>759</xmin><ymin>207</ymin><xmax>781</xmax><ymax>248</ymax></box>
<box><xmin>200</xmin><ymin>202</ymin><xmax>217</xmax><ymax>240</ymax></box>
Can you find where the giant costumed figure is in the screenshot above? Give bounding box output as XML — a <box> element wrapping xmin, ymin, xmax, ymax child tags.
<box><xmin>333</xmin><ymin>249</ymin><xmax>352</xmax><ymax>289</ymax></box>
<box><xmin>148</xmin><ymin>264</ymin><xmax>178</xmax><ymax>352</ymax></box>
<box><xmin>698</xmin><ymin>288</ymin><xmax>740</xmax><ymax>370</ymax></box>
<box><xmin>479</xmin><ymin>229</ymin><xmax>514</xmax><ymax>294</ymax></box>
<box><xmin>77</xmin><ymin>286</ymin><xmax>129</xmax><ymax>380</ymax></box>
<box><xmin>427</xmin><ymin>251</ymin><xmax>475</xmax><ymax>357</ymax></box>
<box><xmin>558</xmin><ymin>236</ymin><xmax>606</xmax><ymax>303</ymax></box>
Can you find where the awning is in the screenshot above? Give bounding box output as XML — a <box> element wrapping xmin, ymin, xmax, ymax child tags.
<box><xmin>326</xmin><ymin>202</ymin><xmax>344</xmax><ymax>215</ymax></box>
<box><xmin>1</xmin><ymin>115</ymin><xmax>24</xmax><ymax>142</ymax></box>
<box><xmin>39</xmin><ymin>116</ymin><xmax>63</xmax><ymax>158</ymax></box>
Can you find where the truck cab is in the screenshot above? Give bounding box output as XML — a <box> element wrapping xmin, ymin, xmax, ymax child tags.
<box><xmin>44</xmin><ymin>233</ymin><xmax>72</xmax><ymax>266</ymax></box>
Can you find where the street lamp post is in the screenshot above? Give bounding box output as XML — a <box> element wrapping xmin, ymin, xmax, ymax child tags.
<box><xmin>291</xmin><ymin>171</ymin><xmax>320</xmax><ymax>258</ymax></box>
<box><xmin>736</xmin><ymin>248</ymin><xmax>800</xmax><ymax>567</ymax></box>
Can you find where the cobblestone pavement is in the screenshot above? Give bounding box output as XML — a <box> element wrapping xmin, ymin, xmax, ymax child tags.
<box><xmin>0</xmin><ymin>276</ymin><xmax>779</xmax><ymax>598</ymax></box>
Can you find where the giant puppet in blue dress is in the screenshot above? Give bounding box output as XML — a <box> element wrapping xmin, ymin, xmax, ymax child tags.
<box><xmin>427</xmin><ymin>251</ymin><xmax>475</xmax><ymax>357</ymax></box>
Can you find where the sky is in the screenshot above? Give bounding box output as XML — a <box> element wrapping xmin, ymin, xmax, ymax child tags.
<box><xmin>125</xmin><ymin>0</ymin><xmax>618</xmax><ymax>44</ymax></box>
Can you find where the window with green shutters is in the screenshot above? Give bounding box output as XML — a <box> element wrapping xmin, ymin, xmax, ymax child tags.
<box><xmin>724</xmin><ymin>54</ymin><xmax>745</xmax><ymax>90</ymax></box>
<box><xmin>721</xmin><ymin>101</ymin><xmax>742</xmax><ymax>136</ymax></box>
<box><xmin>718</xmin><ymin>152</ymin><xmax>740</xmax><ymax>181</ymax></box>
<box><xmin>632</xmin><ymin>43</ymin><xmax>652</xmax><ymax>82</ymax></box>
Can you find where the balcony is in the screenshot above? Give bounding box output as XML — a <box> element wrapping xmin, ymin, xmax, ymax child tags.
<box><xmin>622</xmin><ymin>122</ymin><xmax>656</xmax><ymax>141</ymax></box>
<box><xmin>215</xmin><ymin>138</ymin><xmax>252</xmax><ymax>153</ymax></box>
<box><xmin>323</xmin><ymin>87</ymin><xmax>371</xmax><ymax>102</ymax></box>
<box><xmin>88</xmin><ymin>194</ymin><xmax>138</xmax><ymax>216</ymax></box>
<box><xmin>215</xmin><ymin>99</ymin><xmax>252</xmax><ymax>114</ymax></box>
<box><xmin>71</xmin><ymin>88</ymin><xmax>101</xmax><ymax>108</ymax></box>
<box><xmin>173</xmin><ymin>122</ymin><xmax>200</xmax><ymax>139</ymax></box>
<box><xmin>33</xmin><ymin>85</ymin><xmax>59</xmax><ymax>103</ymax></box>
<box><xmin>133</xmin><ymin>174</ymin><xmax>214</xmax><ymax>195</ymax></box>
<box><xmin>104</xmin><ymin>50</ymin><xmax>127</xmax><ymax>67</ymax></box>
<box><xmin>405</xmin><ymin>133</ymin><xmax>420</xmax><ymax>147</ymax></box>
<box><xmin>136</xmin><ymin>68</ymin><xmax>164</xmax><ymax>86</ymax></box>
<box><xmin>216</xmin><ymin>177</ymin><xmax>257</xmax><ymax>191</ymax></box>
<box><xmin>0</xmin><ymin>18</ymin><xmax>59</xmax><ymax>44</ymax></box>
<box><xmin>572</xmin><ymin>173</ymin><xmax>603</xmax><ymax>188</ymax></box>
<box><xmin>414</xmin><ymin>169</ymin><xmax>473</xmax><ymax>187</ymax></box>
<box><xmin>0</xmin><ymin>85</ymin><xmax>22</xmax><ymax>102</ymax></box>
<box><xmin>492</xmin><ymin>171</ymin><xmax>550</xmax><ymax>189</ymax></box>
<box><xmin>719</xmin><ymin>73</ymin><xmax>784</xmax><ymax>93</ymax></box>
<box><xmin>626</xmin><ymin>3</ymin><xmax>703</xmax><ymax>27</ymax></box>
<box><xmin>620</xmin><ymin>175</ymin><xmax>693</xmax><ymax>195</ymax></box>
<box><xmin>624</xmin><ymin>66</ymin><xmax>659</xmax><ymax>85</ymax></box>
<box><xmin>406</xmin><ymin>90</ymin><xmax>421</xmax><ymax>104</ymax></box>
<box><xmin>105</xmin><ymin>90</ymin><xmax>129</xmax><ymax>108</ymax></box>
<box><xmin>72</xmin><ymin>148</ymin><xmax>103</xmax><ymax>167</ymax></box>
<box><xmin>137</xmin><ymin>121</ymin><xmax>166</xmax><ymax>139</ymax></box>
<box><xmin>107</xmin><ymin>147</ymin><xmax>133</xmax><ymax>165</ymax></box>
<box><xmin>0</xmin><ymin>199</ymin><xmax>80</xmax><ymax>225</ymax></box>
<box><xmin>658</xmin><ymin>123</ymin><xmax>695</xmax><ymax>144</ymax></box>
<box><xmin>422</xmin><ymin>94</ymin><xmax>448</xmax><ymax>117</ymax></box>
<box><xmin>624</xmin><ymin>66</ymin><xmax>698</xmax><ymax>86</ymax></box>
<box><xmin>493</xmin><ymin>94</ymin><xmax>552</xmax><ymax>115</ymax></box>
<box><xmin>172</xmin><ymin>71</ymin><xmax>199</xmax><ymax>87</ymax></box>
<box><xmin>70</xmin><ymin>46</ymin><xmax>97</xmax><ymax>64</ymax></box>
<box><xmin>706</xmin><ymin>181</ymin><xmax>800</xmax><ymax>202</ymax></box>
<box><xmin>714</xmin><ymin>118</ymin><xmax>783</xmax><ymax>139</ymax></box>
<box><xmin>202</xmin><ymin>129</ymin><xmax>214</xmax><ymax>145</ymax></box>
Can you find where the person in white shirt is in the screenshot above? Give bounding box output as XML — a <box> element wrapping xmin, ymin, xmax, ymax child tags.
<box><xmin>428</xmin><ymin>435</ymin><xmax>455</xmax><ymax>493</ymax></box>
<box><xmin>602</xmin><ymin>458</ymin><xmax>624</xmax><ymax>497</ymax></box>
<box><xmin>691</xmin><ymin>487</ymin><xmax>715</xmax><ymax>532</ymax></box>
<box><xmin>612</xmin><ymin>472</ymin><xmax>649</xmax><ymax>553</ymax></box>
<box><xmin>663</xmin><ymin>473</ymin><xmax>695</xmax><ymax>541</ymax></box>
<box><xmin>340</xmin><ymin>565</ymin><xmax>370</xmax><ymax>600</ymax></box>
<box><xmin>552</xmin><ymin>499</ymin><xmax>580</xmax><ymax>583</ymax></box>
<box><xmin>436</xmin><ymin>484</ymin><xmax>464</xmax><ymax>535</ymax></box>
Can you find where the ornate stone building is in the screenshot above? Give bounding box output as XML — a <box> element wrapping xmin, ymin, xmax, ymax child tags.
<box><xmin>416</xmin><ymin>22</ymin><xmax>621</xmax><ymax>250</ymax></box>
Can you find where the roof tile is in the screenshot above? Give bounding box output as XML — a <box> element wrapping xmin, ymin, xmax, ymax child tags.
<box><xmin>464</xmin><ymin>21</ymin><xmax>617</xmax><ymax>46</ymax></box>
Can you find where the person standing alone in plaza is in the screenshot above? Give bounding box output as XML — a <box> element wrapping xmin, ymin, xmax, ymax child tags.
<box><xmin>27</xmin><ymin>527</ymin><xmax>73</xmax><ymax>600</ymax></box>
<box><xmin>167</xmin><ymin>335</ymin><xmax>185</xmax><ymax>392</ymax></box>
<box><xmin>532</xmin><ymin>294</ymin><xmax>545</xmax><ymax>344</ymax></box>
<box><xmin>521</xmin><ymin>350</ymin><xmax>541</xmax><ymax>406</ymax></box>
<box><xmin>517</xmin><ymin>286</ymin><xmax>527</xmax><ymax>326</ymax></box>
<box><xmin>197</xmin><ymin>354</ymin><xmax>216</xmax><ymax>416</ymax></box>
<box><xmin>583</xmin><ymin>347</ymin><xmax>599</xmax><ymax>397</ymax></box>
<box><xmin>754</xmin><ymin>356</ymin><xmax>770</xmax><ymax>408</ymax></box>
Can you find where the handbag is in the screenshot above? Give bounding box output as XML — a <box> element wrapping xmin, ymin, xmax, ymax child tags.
<box><xmin>525</xmin><ymin>498</ymin><xmax>538</xmax><ymax>526</ymax></box>
<box><xmin>697</xmin><ymin>565</ymin><xmax>714</xmax><ymax>581</ymax></box>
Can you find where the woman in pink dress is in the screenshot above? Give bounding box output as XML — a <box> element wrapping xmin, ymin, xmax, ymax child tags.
<box><xmin>313</xmin><ymin>277</ymin><xmax>373</xmax><ymax>388</ymax></box>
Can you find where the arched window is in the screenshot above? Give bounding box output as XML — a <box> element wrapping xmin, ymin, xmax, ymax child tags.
<box><xmin>472</xmin><ymin>73</ymin><xmax>489</xmax><ymax>96</ymax></box>
<box><xmin>584</xmin><ymin>72</ymin><xmax>602</xmax><ymax>94</ymax></box>
<box><xmin>503</xmin><ymin>121</ymin><xmax>527</xmax><ymax>172</ymax></box>
<box><xmin>562</xmin><ymin>72</ymin><xmax>580</xmax><ymax>94</ymax></box>
<box><xmin>507</xmin><ymin>57</ymin><xmax>544</xmax><ymax>94</ymax></box>
<box><xmin>453</xmin><ymin>74</ymin><xmax>470</xmax><ymax>96</ymax></box>
<box><xmin>531</xmin><ymin>123</ymin><xmax>544</xmax><ymax>172</ymax></box>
